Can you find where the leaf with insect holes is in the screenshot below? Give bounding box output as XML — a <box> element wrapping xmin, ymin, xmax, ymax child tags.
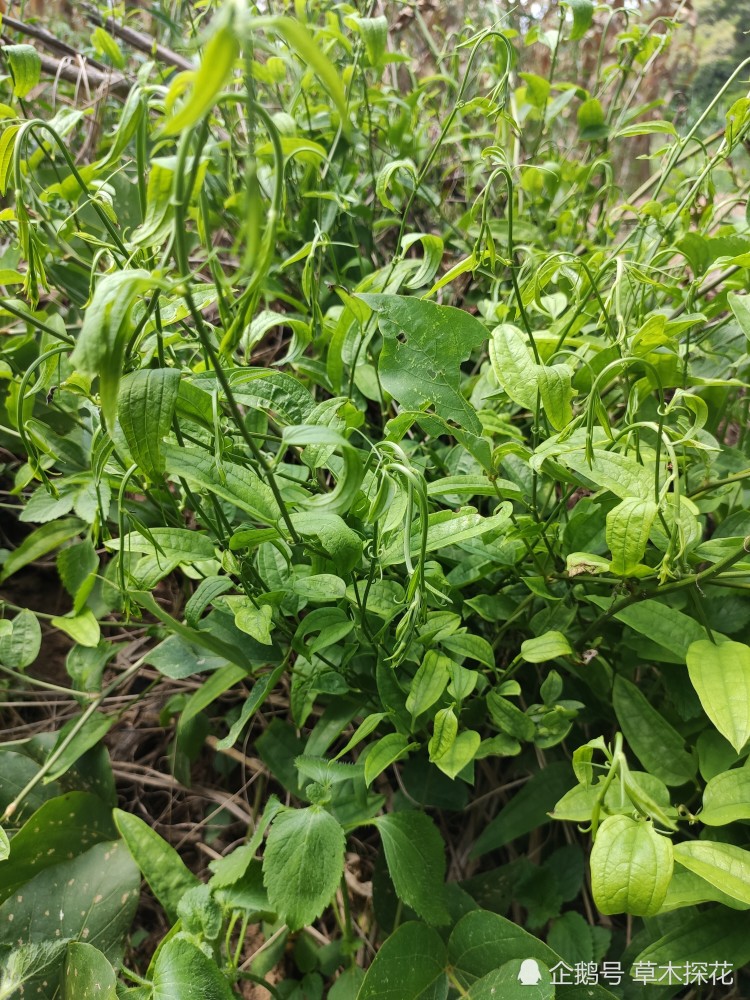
<box><xmin>360</xmin><ymin>294</ymin><xmax>487</xmax><ymax>434</ymax></box>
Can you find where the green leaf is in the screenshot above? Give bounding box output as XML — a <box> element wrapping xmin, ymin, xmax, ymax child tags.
<box><xmin>433</xmin><ymin>729</ymin><xmax>480</xmax><ymax>780</ymax></box>
<box><xmin>521</xmin><ymin>630</ymin><xmax>572</xmax><ymax>663</ymax></box>
<box><xmin>490</xmin><ymin>324</ymin><xmax>575</xmax><ymax>431</ymax></box>
<box><xmin>0</xmin><ymin>840</ymin><xmax>139</xmax><ymax>973</ymax></box>
<box><xmin>163</xmin><ymin>444</ymin><xmax>280</xmax><ymax>524</ymax></box>
<box><xmin>631</xmin><ymin>906</ymin><xmax>750</xmax><ymax>973</ymax></box>
<box><xmin>263</xmin><ymin>806</ymin><xmax>345</xmax><ymax>931</ymax></box>
<box><xmin>216</xmin><ymin>662</ymin><xmax>287</xmax><ymax>750</ymax></box>
<box><xmin>71</xmin><ymin>270</ymin><xmax>158</xmax><ymax>428</ymax></box>
<box><xmin>0</xmin><ymin>518</ymin><xmax>83</xmax><ymax>584</ymax></box>
<box><xmin>62</xmin><ymin>942</ymin><xmax>116</xmax><ymax>1000</ymax></box>
<box><xmin>578</xmin><ymin>98</ymin><xmax>608</xmax><ymax>140</ymax></box>
<box><xmin>560</xmin><ymin>449</ymin><xmax>653</xmax><ymax>501</ymax></box>
<box><xmin>699</xmin><ymin>767</ymin><xmax>750</xmax><ymax>825</ymax></box>
<box><xmin>565</xmin><ymin>0</ymin><xmax>594</xmax><ymax>39</ymax></box>
<box><xmin>117</xmin><ymin>368</ymin><xmax>180</xmax><ymax>479</ymax></box>
<box><xmin>448</xmin><ymin>910</ymin><xmax>558</xmax><ymax>988</ymax></box>
<box><xmin>673</xmin><ymin>841</ymin><xmax>750</xmax><ymax>906</ymax></box>
<box><xmin>0</xmin><ymin>124</ymin><xmax>21</xmax><ymax>196</ymax></box>
<box><xmin>113</xmin><ymin>808</ymin><xmax>200</xmax><ymax>922</ymax></box>
<box><xmin>687</xmin><ymin>640</ymin><xmax>750</xmax><ymax>752</ymax></box>
<box><xmin>465</xmin><ymin>961</ymin><xmax>553</xmax><ymax>999</ymax></box>
<box><xmin>152</xmin><ymin>937</ymin><xmax>235</xmax><ymax>1000</ymax></box>
<box><xmin>0</xmin><ymin>608</ymin><xmax>41</xmax><ymax>668</ymax></box>
<box><xmin>587</xmin><ymin>596</ymin><xmax>709</xmax><ymax>660</ymax></box>
<box><xmin>728</xmin><ymin>291</ymin><xmax>750</xmax><ymax>340</ymax></box>
<box><xmin>0</xmin><ymin>826</ymin><xmax>8</xmax><ymax>861</ymax></box>
<box><xmin>613</xmin><ymin>676</ymin><xmax>696</xmax><ymax>786</ymax></box>
<box><xmin>590</xmin><ymin>815</ymin><xmax>673</xmax><ymax>916</ymax></box>
<box><xmin>50</xmin><ymin>609</ymin><xmax>101</xmax><ymax>648</ymax></box>
<box><xmin>374</xmin><ymin>812</ymin><xmax>450</xmax><ymax>925</ymax></box>
<box><xmin>428</xmin><ymin>707</ymin><xmax>458</xmax><ymax>762</ymax></box>
<box><xmin>381</xmin><ymin>506</ymin><xmax>511</xmax><ymax>567</ymax></box>
<box><xmin>360</xmin><ymin>294</ymin><xmax>487</xmax><ymax>434</ymax></box>
<box><xmin>226</xmin><ymin>598</ymin><xmax>274</xmax><ymax>645</ymax></box>
<box><xmin>356</xmin><ymin>921</ymin><xmax>448</xmax><ymax>1000</ymax></box>
<box><xmin>606</xmin><ymin>498</ymin><xmax>658</xmax><ymax>575</ymax></box>
<box><xmin>0</xmin><ymin>792</ymin><xmax>116</xmax><ymax>903</ymax></box>
<box><xmin>163</xmin><ymin>19</ymin><xmax>239</xmax><ymax>135</ymax></box>
<box><xmin>5</xmin><ymin>44</ymin><xmax>41</xmax><ymax>98</ymax></box>
<box><xmin>364</xmin><ymin>733</ymin><xmax>417</xmax><ymax>786</ymax></box>
<box><xmin>407</xmin><ymin>651</ymin><xmax>451</xmax><ymax>721</ymax></box>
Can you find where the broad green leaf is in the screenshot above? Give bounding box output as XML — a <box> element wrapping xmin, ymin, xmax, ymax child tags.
<box><xmin>0</xmin><ymin>840</ymin><xmax>139</xmax><ymax>974</ymax></box>
<box><xmin>71</xmin><ymin>270</ymin><xmax>158</xmax><ymax>428</ymax></box>
<box><xmin>0</xmin><ymin>792</ymin><xmax>116</xmax><ymax>902</ymax></box>
<box><xmin>673</xmin><ymin>841</ymin><xmax>750</xmax><ymax>906</ymax></box>
<box><xmin>290</xmin><ymin>512</ymin><xmax>363</xmax><ymax>574</ymax></box>
<box><xmin>114</xmin><ymin>808</ymin><xmax>199</xmax><ymax>923</ymax></box>
<box><xmin>407</xmin><ymin>651</ymin><xmax>451</xmax><ymax>721</ymax></box>
<box><xmin>448</xmin><ymin>910</ymin><xmax>559</xmax><ymax>987</ymax></box>
<box><xmin>226</xmin><ymin>598</ymin><xmax>274</xmax><ymax>645</ymax></box>
<box><xmin>613</xmin><ymin>676</ymin><xmax>696</xmax><ymax>786</ymax></box>
<box><xmin>0</xmin><ymin>942</ymin><xmax>68</xmax><ymax>1000</ymax></box>
<box><xmin>62</xmin><ymin>942</ymin><xmax>116</xmax><ymax>1000</ymax></box>
<box><xmin>356</xmin><ymin>921</ymin><xmax>448</xmax><ymax>1000</ymax></box>
<box><xmin>374</xmin><ymin>812</ymin><xmax>450</xmax><ymax>925</ymax></box>
<box><xmin>490</xmin><ymin>324</ymin><xmax>575</xmax><ymax>431</ymax></box>
<box><xmin>433</xmin><ymin>729</ymin><xmax>480</xmax><ymax>780</ymax></box>
<box><xmin>547</xmin><ymin>911</ymin><xmax>611</xmax><ymax>965</ymax></box>
<box><xmin>661</xmin><ymin>866</ymin><xmax>750</xmax><ymax>912</ymax></box>
<box><xmin>263</xmin><ymin>806</ymin><xmax>345</xmax><ymax>931</ymax></box>
<box><xmin>687</xmin><ymin>640</ymin><xmax>750</xmax><ymax>752</ymax></box>
<box><xmin>560</xmin><ymin>450</ymin><xmax>652</xmax><ymax>501</ymax></box>
<box><xmin>5</xmin><ymin>44</ymin><xmax>41</xmax><ymax>98</ymax></box>
<box><xmin>152</xmin><ymin>937</ymin><xmax>235</xmax><ymax>1000</ymax></box>
<box><xmin>521</xmin><ymin>630</ymin><xmax>572</xmax><ymax>663</ymax></box>
<box><xmin>108</xmin><ymin>527</ymin><xmax>215</xmax><ymax>563</ymax></box>
<box><xmin>465</xmin><ymin>961</ymin><xmax>553</xmax><ymax>999</ymax></box>
<box><xmin>606</xmin><ymin>497</ymin><xmax>658</xmax><ymax>575</ymax></box>
<box><xmin>163</xmin><ymin>19</ymin><xmax>239</xmax><ymax>135</ymax></box>
<box><xmin>0</xmin><ymin>608</ymin><xmax>41</xmax><ymax>668</ymax></box>
<box><xmin>50</xmin><ymin>609</ymin><xmax>100</xmax><ymax>648</ymax></box>
<box><xmin>163</xmin><ymin>444</ymin><xmax>280</xmax><ymax>524</ymax></box>
<box><xmin>360</xmin><ymin>294</ymin><xmax>487</xmax><ymax>434</ymax></box>
<box><xmin>588</xmin><ymin>596</ymin><xmax>710</xmax><ymax>660</ymax></box>
<box><xmin>631</xmin><ymin>906</ymin><xmax>750</xmax><ymax>973</ymax></box>
<box><xmin>700</xmin><ymin>767</ymin><xmax>750</xmax><ymax>825</ymax></box>
<box><xmin>294</xmin><ymin>755</ymin><xmax>364</xmax><ymax>786</ymax></box>
<box><xmin>0</xmin><ymin>518</ymin><xmax>83</xmax><ymax>584</ymax></box>
<box><xmin>117</xmin><ymin>368</ymin><xmax>180</xmax><ymax>479</ymax></box>
<box><xmin>590</xmin><ymin>815</ymin><xmax>673</xmax><ymax>916</ymax></box>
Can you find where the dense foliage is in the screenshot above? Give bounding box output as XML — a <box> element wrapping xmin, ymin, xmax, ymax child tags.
<box><xmin>2</xmin><ymin>1</ymin><xmax>750</xmax><ymax>997</ymax></box>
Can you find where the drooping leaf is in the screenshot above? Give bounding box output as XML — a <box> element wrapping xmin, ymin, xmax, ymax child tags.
<box><xmin>686</xmin><ymin>639</ymin><xmax>750</xmax><ymax>752</ymax></box>
<box><xmin>673</xmin><ymin>841</ymin><xmax>750</xmax><ymax>906</ymax></box>
<box><xmin>374</xmin><ymin>811</ymin><xmax>450</xmax><ymax>925</ymax></box>
<box><xmin>613</xmin><ymin>676</ymin><xmax>696</xmax><ymax>786</ymax></box>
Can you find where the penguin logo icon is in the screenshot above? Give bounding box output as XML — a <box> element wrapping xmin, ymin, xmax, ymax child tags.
<box><xmin>518</xmin><ymin>959</ymin><xmax>543</xmax><ymax>985</ymax></box>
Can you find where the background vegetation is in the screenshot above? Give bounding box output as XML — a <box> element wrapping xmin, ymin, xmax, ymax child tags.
<box><xmin>2</xmin><ymin>1</ymin><xmax>750</xmax><ymax>998</ymax></box>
